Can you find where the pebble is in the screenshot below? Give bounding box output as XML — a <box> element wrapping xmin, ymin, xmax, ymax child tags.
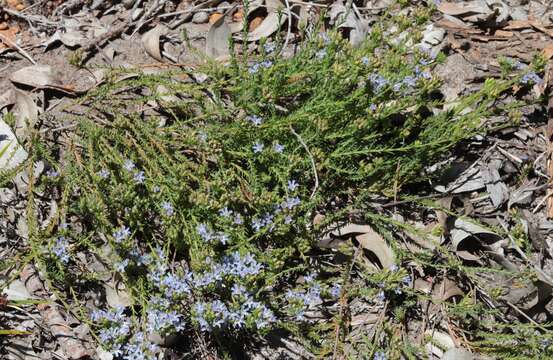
<box><xmin>192</xmin><ymin>11</ymin><xmax>209</xmax><ymax>24</ymax></box>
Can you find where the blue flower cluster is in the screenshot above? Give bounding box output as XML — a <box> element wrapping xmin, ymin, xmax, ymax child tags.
<box><xmin>521</xmin><ymin>71</ymin><xmax>543</xmax><ymax>85</ymax></box>
<box><xmin>122</xmin><ymin>159</ymin><xmax>146</xmax><ymax>185</ymax></box>
<box><xmin>249</xmin><ymin>60</ymin><xmax>273</xmax><ymax>74</ymax></box>
<box><xmin>92</xmin><ymin>301</ymin><xmax>185</xmax><ymax>359</ymax></box>
<box><xmin>52</xmin><ymin>236</ymin><xmax>70</xmax><ymax>263</ymax></box>
<box><xmin>113</xmin><ymin>225</ymin><xmax>131</xmax><ymax>243</ymax></box>
<box><xmin>192</xmin><ymin>294</ymin><xmax>276</xmax><ymax>332</ymax></box>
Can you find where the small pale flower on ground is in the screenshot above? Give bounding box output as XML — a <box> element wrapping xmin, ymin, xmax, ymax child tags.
<box><xmin>98</xmin><ymin>168</ymin><xmax>110</xmax><ymax>179</ymax></box>
<box><xmin>133</xmin><ymin>171</ymin><xmax>145</xmax><ymax>184</ymax></box>
<box><xmin>123</xmin><ymin>159</ymin><xmax>135</xmax><ymax>171</ymax></box>
<box><xmin>287</xmin><ymin>179</ymin><xmax>298</xmax><ymax>191</ymax></box>
<box><xmin>330</xmin><ymin>284</ymin><xmax>341</xmax><ymax>298</ymax></box>
<box><xmin>53</xmin><ymin>236</ymin><xmax>70</xmax><ymax>263</ymax></box>
<box><xmin>253</xmin><ymin>142</ymin><xmax>264</xmax><ymax>153</ymax></box>
<box><xmin>374</xmin><ymin>351</ymin><xmax>387</xmax><ymax>360</ymax></box>
<box><xmin>273</xmin><ymin>143</ymin><xmax>284</xmax><ymax>153</ymax></box>
<box><xmin>161</xmin><ymin>201</ymin><xmax>174</xmax><ymax>216</ymax></box>
<box><xmin>264</xmin><ymin>42</ymin><xmax>276</xmax><ymax>53</ymax></box>
<box><xmin>219</xmin><ymin>207</ymin><xmax>233</xmax><ymax>218</ymax></box>
<box><xmin>113</xmin><ymin>225</ymin><xmax>131</xmax><ymax>243</ymax></box>
<box><xmin>247</xmin><ymin>115</ymin><xmax>263</xmax><ymax>126</ymax></box>
<box><xmin>316</xmin><ymin>49</ymin><xmax>327</xmax><ymax>59</ymax></box>
<box><xmin>46</xmin><ymin>169</ymin><xmax>59</xmax><ymax>178</ymax></box>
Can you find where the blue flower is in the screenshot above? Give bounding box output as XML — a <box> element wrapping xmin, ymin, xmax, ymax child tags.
<box><xmin>361</xmin><ymin>56</ymin><xmax>369</xmax><ymax>65</ymax></box>
<box><xmin>369</xmin><ymin>73</ymin><xmax>388</xmax><ymax>92</ymax></box>
<box><xmin>53</xmin><ymin>236</ymin><xmax>70</xmax><ymax>263</ymax></box>
<box><xmin>521</xmin><ymin>72</ymin><xmax>543</xmax><ymax>85</ymax></box>
<box><xmin>402</xmin><ymin>75</ymin><xmax>417</xmax><ymax>88</ymax></box>
<box><xmin>261</xmin><ymin>60</ymin><xmax>273</xmax><ymax>68</ymax></box>
<box><xmin>197</xmin><ymin>223</ymin><xmax>212</xmax><ymax>242</ymax></box>
<box><xmin>161</xmin><ymin>201</ymin><xmax>174</xmax><ymax>216</ymax></box>
<box><xmin>146</xmin><ymin>308</ymin><xmax>184</xmax><ymax>333</ymax></box>
<box><xmin>217</xmin><ymin>232</ymin><xmax>229</xmax><ymax>245</ymax></box>
<box><xmin>152</xmin><ymin>185</ymin><xmax>161</xmax><ymax>193</ymax></box>
<box><xmin>115</xmin><ymin>259</ymin><xmax>129</xmax><ymax>272</ymax></box>
<box><xmin>369</xmin><ymin>104</ymin><xmax>377</xmax><ymax>111</ymax></box>
<box><xmin>123</xmin><ymin>159</ymin><xmax>135</xmax><ymax>171</ymax></box>
<box><xmin>287</xmin><ymin>179</ymin><xmax>298</xmax><ymax>191</ymax></box>
<box><xmin>98</xmin><ymin>168</ymin><xmax>110</xmax><ymax>179</ymax></box>
<box><xmin>249</xmin><ymin>63</ymin><xmax>261</xmax><ymax>74</ymax></box>
<box><xmin>233</xmin><ymin>214</ymin><xmax>243</xmax><ymax>225</ymax></box>
<box><xmin>273</xmin><ymin>143</ymin><xmax>284</xmax><ymax>153</ymax></box>
<box><xmin>113</xmin><ymin>226</ymin><xmax>131</xmax><ymax>243</ymax></box>
<box><xmin>253</xmin><ymin>142</ymin><xmax>264</xmax><ymax>153</ymax></box>
<box><xmin>374</xmin><ymin>351</ymin><xmax>387</xmax><ymax>360</ymax></box>
<box><xmin>284</xmin><ymin>215</ymin><xmax>293</xmax><ymax>224</ymax></box>
<box><xmin>389</xmin><ymin>264</ymin><xmax>398</xmax><ymax>272</ymax></box>
<box><xmin>46</xmin><ymin>169</ymin><xmax>59</xmax><ymax>178</ymax></box>
<box><xmin>316</xmin><ymin>49</ymin><xmax>327</xmax><ymax>59</ymax></box>
<box><xmin>219</xmin><ymin>207</ymin><xmax>233</xmax><ymax>218</ymax></box>
<box><xmin>330</xmin><ymin>284</ymin><xmax>342</xmax><ymax>298</ymax></box>
<box><xmin>283</xmin><ymin>196</ymin><xmax>301</xmax><ymax>210</ymax></box>
<box><xmin>264</xmin><ymin>42</ymin><xmax>276</xmax><ymax>53</ymax></box>
<box><xmin>247</xmin><ymin>115</ymin><xmax>263</xmax><ymax>126</ymax></box>
<box><xmin>133</xmin><ymin>171</ymin><xmax>145</xmax><ymax>184</ymax></box>
<box><xmin>376</xmin><ymin>290</ymin><xmax>386</xmax><ymax>301</ymax></box>
<box><xmin>402</xmin><ymin>275</ymin><xmax>411</xmax><ymax>286</ymax></box>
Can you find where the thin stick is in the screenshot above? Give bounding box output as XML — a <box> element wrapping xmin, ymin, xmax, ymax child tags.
<box><xmin>290</xmin><ymin>125</ymin><xmax>319</xmax><ymax>199</ymax></box>
<box><xmin>282</xmin><ymin>0</ymin><xmax>293</xmax><ymax>51</ymax></box>
<box><xmin>0</xmin><ymin>33</ymin><xmax>36</xmax><ymax>64</ymax></box>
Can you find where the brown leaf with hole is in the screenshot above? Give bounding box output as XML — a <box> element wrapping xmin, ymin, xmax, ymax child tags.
<box><xmin>13</xmin><ymin>90</ymin><xmax>38</xmax><ymax>141</ymax></box>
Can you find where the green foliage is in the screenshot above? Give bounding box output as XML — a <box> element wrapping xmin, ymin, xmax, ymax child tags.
<box><xmin>17</xmin><ymin>15</ymin><xmax>546</xmax><ymax>360</ymax></box>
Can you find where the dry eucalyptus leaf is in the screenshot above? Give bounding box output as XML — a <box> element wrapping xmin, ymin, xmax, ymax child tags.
<box><xmin>442</xmin><ymin>348</ymin><xmax>474</xmax><ymax>360</ymax></box>
<box><xmin>10</xmin><ymin>65</ymin><xmax>68</xmax><ymax>91</ymax></box>
<box><xmin>206</xmin><ymin>14</ymin><xmax>231</xmax><ymax>60</ymax></box>
<box><xmin>0</xmin><ymin>118</ymin><xmax>28</xmax><ymax>170</ymax></box>
<box><xmin>2</xmin><ymin>280</ymin><xmax>34</xmax><ymax>301</ymax></box>
<box><xmin>480</xmin><ymin>160</ymin><xmax>508</xmax><ymax>209</ymax></box>
<box><xmin>450</xmin><ymin>218</ymin><xmax>501</xmax><ymax>249</ymax></box>
<box><xmin>319</xmin><ymin>222</ymin><xmax>395</xmax><ymax>270</ymax></box>
<box><xmin>247</xmin><ymin>0</ymin><xmax>286</xmax><ymax>42</ymax></box>
<box><xmin>433</xmin><ymin>278</ymin><xmax>464</xmax><ymax>301</ymax></box>
<box><xmin>104</xmin><ymin>279</ymin><xmax>132</xmax><ymax>308</ymax></box>
<box><xmin>13</xmin><ymin>90</ymin><xmax>38</xmax><ymax>141</ymax></box>
<box><xmin>437</xmin><ymin>1</ymin><xmax>491</xmax><ymax>18</ymax></box>
<box><xmin>142</xmin><ymin>24</ymin><xmax>169</xmax><ymax>62</ymax></box>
